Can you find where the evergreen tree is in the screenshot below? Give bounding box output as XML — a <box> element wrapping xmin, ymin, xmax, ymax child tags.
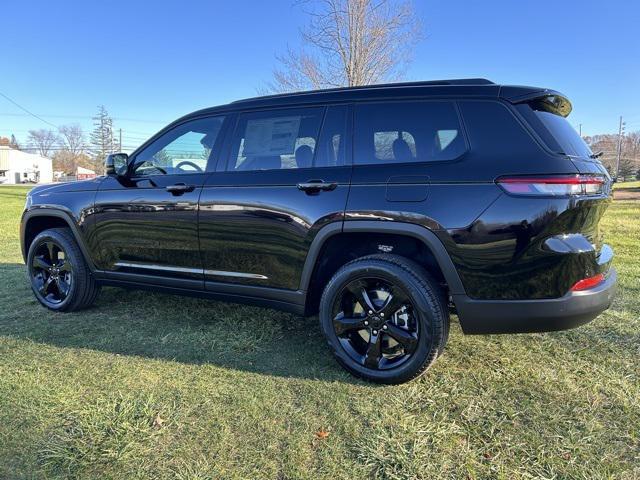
<box><xmin>10</xmin><ymin>134</ymin><xmax>21</xmax><ymax>150</ymax></box>
<box><xmin>89</xmin><ymin>105</ymin><xmax>116</xmax><ymax>170</ymax></box>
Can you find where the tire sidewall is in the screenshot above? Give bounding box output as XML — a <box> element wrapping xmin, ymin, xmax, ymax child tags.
<box><xmin>27</xmin><ymin>230</ymin><xmax>80</xmax><ymax>311</ymax></box>
<box><xmin>319</xmin><ymin>259</ymin><xmax>440</xmax><ymax>383</ymax></box>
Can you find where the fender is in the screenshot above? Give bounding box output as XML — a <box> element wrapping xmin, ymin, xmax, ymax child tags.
<box><xmin>298</xmin><ymin>220</ymin><xmax>466</xmax><ymax>295</ymax></box>
<box><xmin>21</xmin><ymin>207</ymin><xmax>97</xmax><ymax>271</ymax></box>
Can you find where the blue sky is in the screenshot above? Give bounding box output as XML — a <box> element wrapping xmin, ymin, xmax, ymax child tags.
<box><xmin>2</xmin><ymin>0</ymin><xmax>639</xmax><ymax>150</ymax></box>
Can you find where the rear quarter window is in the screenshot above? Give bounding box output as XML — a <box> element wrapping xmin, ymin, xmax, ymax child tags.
<box><xmin>532</xmin><ymin>109</ymin><xmax>592</xmax><ymax>158</ymax></box>
<box><xmin>354</xmin><ymin>101</ymin><xmax>466</xmax><ymax>165</ymax></box>
<box><xmin>516</xmin><ymin>98</ymin><xmax>593</xmax><ymax>159</ymax></box>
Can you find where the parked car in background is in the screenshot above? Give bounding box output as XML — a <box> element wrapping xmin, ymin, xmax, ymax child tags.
<box><xmin>20</xmin><ymin>79</ymin><xmax>616</xmax><ymax>383</ymax></box>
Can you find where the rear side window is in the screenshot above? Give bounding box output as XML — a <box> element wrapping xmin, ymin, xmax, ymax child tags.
<box><xmin>354</xmin><ymin>101</ymin><xmax>466</xmax><ymax>165</ymax></box>
<box><xmin>229</xmin><ymin>108</ymin><xmax>323</xmax><ymax>171</ymax></box>
<box><xmin>518</xmin><ymin>96</ymin><xmax>592</xmax><ymax>158</ymax></box>
<box><xmin>532</xmin><ymin>110</ymin><xmax>592</xmax><ymax>158</ymax></box>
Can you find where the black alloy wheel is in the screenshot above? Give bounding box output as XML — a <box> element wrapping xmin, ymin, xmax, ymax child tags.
<box><xmin>332</xmin><ymin>277</ymin><xmax>419</xmax><ymax>370</ymax></box>
<box><xmin>30</xmin><ymin>240</ymin><xmax>73</xmax><ymax>306</ymax></box>
<box><xmin>320</xmin><ymin>254</ymin><xmax>449</xmax><ymax>384</ymax></box>
<box><xmin>27</xmin><ymin>228</ymin><xmax>100</xmax><ymax>312</ymax></box>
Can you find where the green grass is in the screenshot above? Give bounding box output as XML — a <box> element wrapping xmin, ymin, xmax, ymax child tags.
<box><xmin>0</xmin><ymin>184</ymin><xmax>638</xmax><ymax>479</ymax></box>
<box><xmin>613</xmin><ymin>180</ymin><xmax>640</xmax><ymax>190</ymax></box>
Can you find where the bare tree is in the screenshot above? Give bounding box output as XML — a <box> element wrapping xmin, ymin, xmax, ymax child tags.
<box><xmin>27</xmin><ymin>129</ymin><xmax>59</xmax><ymax>158</ymax></box>
<box><xmin>586</xmin><ymin>130</ymin><xmax>640</xmax><ymax>178</ymax></box>
<box><xmin>59</xmin><ymin>124</ymin><xmax>86</xmax><ymax>157</ymax></box>
<box><xmin>269</xmin><ymin>0</ymin><xmax>422</xmax><ymax>92</ymax></box>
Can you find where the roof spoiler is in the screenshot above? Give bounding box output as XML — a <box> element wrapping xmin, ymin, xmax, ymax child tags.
<box><xmin>500</xmin><ymin>86</ymin><xmax>572</xmax><ymax>117</ymax></box>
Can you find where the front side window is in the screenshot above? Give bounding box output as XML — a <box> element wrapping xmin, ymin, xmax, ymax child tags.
<box><xmin>229</xmin><ymin>108</ymin><xmax>323</xmax><ymax>171</ymax></box>
<box><xmin>132</xmin><ymin>116</ymin><xmax>225</xmax><ymax>176</ymax></box>
<box><xmin>354</xmin><ymin>101</ymin><xmax>466</xmax><ymax>165</ymax></box>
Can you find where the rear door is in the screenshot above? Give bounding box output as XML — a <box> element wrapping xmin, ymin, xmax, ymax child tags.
<box><xmin>198</xmin><ymin>104</ymin><xmax>352</xmax><ymax>290</ymax></box>
<box><xmin>345</xmin><ymin>100</ymin><xmax>492</xmax><ymax>230</ymax></box>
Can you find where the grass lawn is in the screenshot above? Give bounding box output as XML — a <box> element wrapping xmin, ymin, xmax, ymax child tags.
<box><xmin>613</xmin><ymin>180</ymin><xmax>640</xmax><ymax>190</ymax></box>
<box><xmin>0</xmin><ymin>184</ymin><xmax>638</xmax><ymax>479</ymax></box>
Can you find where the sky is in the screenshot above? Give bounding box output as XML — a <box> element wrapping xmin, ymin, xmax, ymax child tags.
<box><xmin>2</xmin><ymin>0</ymin><xmax>639</xmax><ymax>151</ymax></box>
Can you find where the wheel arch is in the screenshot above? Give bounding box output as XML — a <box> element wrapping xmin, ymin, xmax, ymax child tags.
<box><xmin>21</xmin><ymin>208</ymin><xmax>96</xmax><ymax>271</ymax></box>
<box><xmin>300</xmin><ymin>220</ymin><xmax>466</xmax><ymax>314</ymax></box>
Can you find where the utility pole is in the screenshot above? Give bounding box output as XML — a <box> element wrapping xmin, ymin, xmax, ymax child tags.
<box><xmin>578</xmin><ymin>124</ymin><xmax>582</xmax><ymax>137</ymax></box>
<box><xmin>119</xmin><ymin>128</ymin><xmax>122</xmax><ymax>152</ymax></box>
<box><xmin>615</xmin><ymin>116</ymin><xmax>625</xmax><ymax>179</ymax></box>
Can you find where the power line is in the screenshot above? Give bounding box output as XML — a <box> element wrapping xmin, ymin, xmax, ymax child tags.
<box><xmin>0</xmin><ymin>129</ymin><xmax>154</xmax><ymax>139</ymax></box>
<box><xmin>0</xmin><ymin>110</ymin><xmax>169</xmax><ymax>124</ymax></box>
<box><xmin>0</xmin><ymin>91</ymin><xmax>60</xmax><ymax>129</ymax></box>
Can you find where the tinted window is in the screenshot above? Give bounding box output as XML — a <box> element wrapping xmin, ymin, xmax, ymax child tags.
<box><xmin>315</xmin><ymin>105</ymin><xmax>349</xmax><ymax>167</ymax></box>
<box><xmin>229</xmin><ymin>108</ymin><xmax>323</xmax><ymax>171</ymax></box>
<box><xmin>533</xmin><ymin>110</ymin><xmax>592</xmax><ymax>158</ymax></box>
<box><xmin>133</xmin><ymin>116</ymin><xmax>225</xmax><ymax>176</ymax></box>
<box><xmin>354</xmin><ymin>102</ymin><xmax>465</xmax><ymax>165</ymax></box>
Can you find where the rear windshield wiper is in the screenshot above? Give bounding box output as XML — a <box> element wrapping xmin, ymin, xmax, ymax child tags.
<box><xmin>589</xmin><ymin>151</ymin><xmax>604</xmax><ymax>159</ymax></box>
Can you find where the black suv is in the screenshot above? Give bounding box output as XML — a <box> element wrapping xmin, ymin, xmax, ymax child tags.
<box><xmin>21</xmin><ymin>79</ymin><xmax>616</xmax><ymax>384</ymax></box>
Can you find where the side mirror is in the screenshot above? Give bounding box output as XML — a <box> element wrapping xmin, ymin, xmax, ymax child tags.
<box><xmin>105</xmin><ymin>153</ymin><xmax>129</xmax><ymax>176</ymax></box>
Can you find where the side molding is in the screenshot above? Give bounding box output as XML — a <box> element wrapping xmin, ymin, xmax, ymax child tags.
<box><xmin>298</xmin><ymin>220</ymin><xmax>466</xmax><ymax>295</ymax></box>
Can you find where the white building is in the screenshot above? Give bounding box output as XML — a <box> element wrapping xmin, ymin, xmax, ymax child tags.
<box><xmin>0</xmin><ymin>146</ymin><xmax>53</xmax><ymax>184</ymax></box>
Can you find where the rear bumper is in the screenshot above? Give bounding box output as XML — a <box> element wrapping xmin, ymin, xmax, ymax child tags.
<box><xmin>453</xmin><ymin>268</ymin><xmax>617</xmax><ymax>334</ymax></box>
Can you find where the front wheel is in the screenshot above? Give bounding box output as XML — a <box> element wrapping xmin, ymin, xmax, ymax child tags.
<box><xmin>27</xmin><ymin>228</ymin><xmax>100</xmax><ymax>312</ymax></box>
<box><xmin>319</xmin><ymin>254</ymin><xmax>449</xmax><ymax>384</ymax></box>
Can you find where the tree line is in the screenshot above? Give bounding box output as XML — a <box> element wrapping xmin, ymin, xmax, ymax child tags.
<box><xmin>0</xmin><ymin>105</ymin><xmax>119</xmax><ymax>175</ymax></box>
<box><xmin>586</xmin><ymin>132</ymin><xmax>640</xmax><ymax>180</ymax></box>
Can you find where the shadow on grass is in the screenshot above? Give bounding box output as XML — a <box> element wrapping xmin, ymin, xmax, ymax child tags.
<box><xmin>3</xmin><ymin>261</ymin><xmax>634</xmax><ymax>384</ymax></box>
<box><xmin>0</xmin><ymin>263</ymin><xmax>361</xmax><ymax>383</ymax></box>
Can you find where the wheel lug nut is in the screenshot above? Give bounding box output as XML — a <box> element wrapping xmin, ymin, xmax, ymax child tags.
<box><xmin>364</xmin><ymin>320</ymin><xmax>369</xmax><ymax>326</ymax></box>
<box><xmin>372</xmin><ymin>330</ymin><xmax>378</xmax><ymax>335</ymax></box>
<box><xmin>380</xmin><ymin>312</ymin><xmax>384</xmax><ymax>317</ymax></box>
<box><xmin>383</xmin><ymin>325</ymin><xmax>388</xmax><ymax>330</ymax></box>
<box><xmin>368</xmin><ymin>310</ymin><xmax>372</xmax><ymax>315</ymax></box>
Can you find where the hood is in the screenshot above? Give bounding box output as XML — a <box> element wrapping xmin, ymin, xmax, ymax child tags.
<box><xmin>29</xmin><ymin>177</ymin><xmax>104</xmax><ymax>196</ymax></box>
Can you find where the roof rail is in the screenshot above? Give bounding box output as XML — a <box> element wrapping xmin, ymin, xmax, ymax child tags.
<box><xmin>231</xmin><ymin>78</ymin><xmax>495</xmax><ymax>104</ymax></box>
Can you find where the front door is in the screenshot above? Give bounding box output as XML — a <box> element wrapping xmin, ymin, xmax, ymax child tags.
<box><xmin>93</xmin><ymin>115</ymin><xmax>228</xmax><ymax>285</ymax></box>
<box><xmin>198</xmin><ymin>105</ymin><xmax>352</xmax><ymax>291</ymax></box>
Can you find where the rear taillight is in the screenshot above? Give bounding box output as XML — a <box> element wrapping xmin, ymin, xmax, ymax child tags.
<box><xmin>496</xmin><ymin>175</ymin><xmax>605</xmax><ymax>196</ymax></box>
<box><xmin>570</xmin><ymin>273</ymin><xmax>605</xmax><ymax>292</ymax></box>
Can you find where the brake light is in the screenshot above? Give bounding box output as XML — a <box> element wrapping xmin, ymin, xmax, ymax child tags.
<box><xmin>497</xmin><ymin>175</ymin><xmax>605</xmax><ymax>196</ymax></box>
<box><xmin>570</xmin><ymin>273</ymin><xmax>605</xmax><ymax>292</ymax></box>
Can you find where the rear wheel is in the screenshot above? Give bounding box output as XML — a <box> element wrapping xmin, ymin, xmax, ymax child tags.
<box><xmin>27</xmin><ymin>228</ymin><xmax>100</xmax><ymax>311</ymax></box>
<box><xmin>319</xmin><ymin>254</ymin><xmax>449</xmax><ymax>384</ymax></box>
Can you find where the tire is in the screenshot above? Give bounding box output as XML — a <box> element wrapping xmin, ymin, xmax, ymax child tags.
<box><xmin>26</xmin><ymin>228</ymin><xmax>100</xmax><ymax>312</ymax></box>
<box><xmin>319</xmin><ymin>254</ymin><xmax>449</xmax><ymax>384</ymax></box>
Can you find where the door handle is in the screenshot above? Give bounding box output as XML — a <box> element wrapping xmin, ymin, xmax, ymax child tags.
<box><xmin>297</xmin><ymin>180</ymin><xmax>338</xmax><ymax>194</ymax></box>
<box><xmin>166</xmin><ymin>183</ymin><xmax>195</xmax><ymax>195</ymax></box>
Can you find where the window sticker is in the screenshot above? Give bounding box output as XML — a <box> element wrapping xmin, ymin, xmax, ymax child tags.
<box><xmin>243</xmin><ymin>116</ymin><xmax>301</xmax><ymax>156</ymax></box>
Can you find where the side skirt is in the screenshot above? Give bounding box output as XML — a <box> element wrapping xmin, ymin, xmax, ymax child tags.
<box><xmin>94</xmin><ymin>271</ymin><xmax>306</xmax><ymax>316</ymax></box>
